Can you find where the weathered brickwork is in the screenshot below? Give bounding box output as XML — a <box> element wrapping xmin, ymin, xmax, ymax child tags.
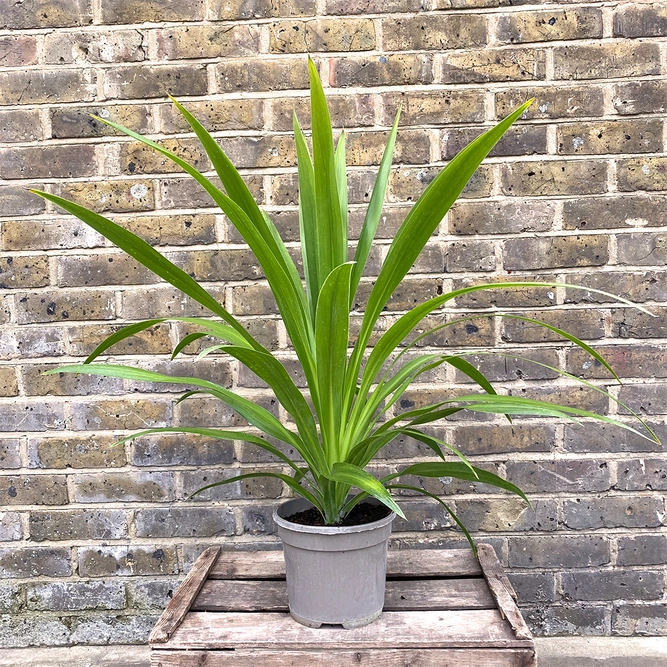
<box><xmin>0</xmin><ymin>0</ymin><xmax>665</xmax><ymax>648</ymax></box>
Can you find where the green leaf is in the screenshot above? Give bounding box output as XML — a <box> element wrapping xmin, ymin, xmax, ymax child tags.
<box><xmin>327</xmin><ymin>462</ymin><xmax>405</xmax><ymax>519</ymax></box>
<box><xmin>346</xmin><ymin>101</ymin><xmax>535</xmax><ymax>412</ymax></box>
<box><xmin>83</xmin><ymin>113</ymin><xmax>318</xmax><ymax>404</ymax></box>
<box><xmin>189</xmin><ymin>472</ymin><xmax>323</xmax><ymax>512</ymax></box>
<box><xmin>112</xmin><ymin>426</ymin><xmax>304</xmax><ymax>473</ymax></box>
<box><xmin>293</xmin><ymin>112</ymin><xmax>319</xmax><ymax>321</ymax></box>
<box><xmin>355</xmin><ymin>280</ymin><xmax>654</xmax><ymax>414</ymax></box>
<box><xmin>386</xmin><ymin>462</ymin><xmax>528</xmax><ymax>503</ymax></box>
<box><xmin>438</xmin><ymin>393</ymin><xmax>656</xmax><ymax>442</ymax></box>
<box><xmin>220</xmin><ymin>345</ymin><xmax>325</xmax><ymax>471</ymax></box>
<box><xmin>375</xmin><ymin>402</ymin><xmax>462</xmax><ymax>434</ymax></box>
<box><xmin>315</xmin><ymin>263</ymin><xmax>354</xmax><ymax>462</ymax></box>
<box><xmin>387</xmin><ymin>484</ymin><xmax>477</xmax><ymax>556</ymax></box>
<box><xmin>80</xmin><ymin>317</ymin><xmax>253</xmax><ymax>365</ymax></box>
<box><xmin>473</xmin><ymin>351</ymin><xmax>659</xmax><ymax>444</ymax></box>
<box><xmin>308</xmin><ymin>57</ymin><xmax>345</xmax><ymax>277</ymax></box>
<box><xmin>344</xmin><ymin>354</ymin><xmax>444</xmax><ymax>451</ymax></box>
<box><xmin>30</xmin><ymin>192</ymin><xmax>261</xmax><ymax>352</ymax></box>
<box><xmin>165</xmin><ymin>99</ymin><xmax>309</xmax><ymax>324</ymax></box>
<box><xmin>498</xmin><ymin>314</ymin><xmax>621</xmax><ymax>383</ymax></box>
<box><xmin>400</xmin><ymin>428</ymin><xmax>476</xmax><ymax>474</ymax></box>
<box><xmin>45</xmin><ymin>364</ymin><xmax>306</xmax><ymax>453</ymax></box>
<box><xmin>195</xmin><ymin>344</ymin><xmax>227</xmax><ymax>360</ymax></box>
<box><xmin>171</xmin><ymin>332</ymin><xmax>206</xmax><ymax>360</ymax></box>
<box><xmin>351</xmin><ymin>109</ymin><xmax>400</xmax><ymax>307</ymax></box>
<box><xmin>347</xmin><ymin>430</ymin><xmax>402</xmax><ymax>468</ymax></box>
<box><xmin>441</xmin><ymin>355</ymin><xmax>497</xmax><ymax>396</ymax></box>
<box><xmin>335</xmin><ymin>130</ymin><xmax>348</xmax><ymax>245</ymax></box>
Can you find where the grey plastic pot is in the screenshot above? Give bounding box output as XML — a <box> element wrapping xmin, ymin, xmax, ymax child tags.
<box><xmin>273</xmin><ymin>497</ymin><xmax>395</xmax><ymax>629</ymax></box>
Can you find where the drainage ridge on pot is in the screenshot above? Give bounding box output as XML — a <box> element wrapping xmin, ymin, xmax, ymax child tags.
<box><xmin>273</xmin><ymin>496</ymin><xmax>396</xmax><ymax>629</ymax></box>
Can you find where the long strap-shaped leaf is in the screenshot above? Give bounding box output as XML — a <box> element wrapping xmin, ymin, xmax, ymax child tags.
<box><xmin>113</xmin><ymin>426</ymin><xmax>304</xmax><ymax>473</ymax></box>
<box><xmin>345</xmin><ymin>353</ymin><xmax>443</xmax><ymax>450</ymax></box>
<box><xmin>350</xmin><ymin>109</ymin><xmax>401</xmax><ymax>307</ymax></box>
<box><xmin>170</xmin><ymin>97</ymin><xmax>310</xmax><ymax>327</ymax></box>
<box><xmin>220</xmin><ymin>345</ymin><xmax>325</xmax><ymax>472</ymax></box>
<box><xmin>326</xmin><ymin>462</ymin><xmax>405</xmax><ymax>518</ymax></box>
<box><xmin>350</xmin><ymin>351</ymin><xmax>499</xmax><ymax>449</ymax></box>
<box><xmin>455</xmin><ymin>350</ymin><xmax>659</xmax><ymax>443</ymax></box>
<box><xmin>395</xmin><ymin>312</ymin><xmax>622</xmax><ymax>384</ymax></box>
<box><xmin>82</xmin><ymin>317</ymin><xmax>254</xmax><ymax>364</ymax></box>
<box><xmin>353</xmin><ymin>281</ymin><xmax>655</xmax><ymax>424</ymax></box>
<box><xmin>293</xmin><ymin>113</ymin><xmax>319</xmax><ymax>322</ymax></box>
<box><xmin>345</xmin><ymin>100</ymin><xmax>535</xmax><ymax>414</ymax></box>
<box><xmin>46</xmin><ymin>364</ymin><xmax>309</xmax><ymax>454</ymax></box>
<box><xmin>30</xmin><ymin>193</ymin><xmax>262</xmax><ymax>351</ymax></box>
<box><xmin>309</xmin><ymin>57</ymin><xmax>346</xmax><ymax>280</ymax></box>
<box><xmin>384</xmin><ymin>462</ymin><xmax>529</xmax><ymax>503</ymax></box>
<box><xmin>335</xmin><ymin>130</ymin><xmax>348</xmax><ymax>254</ymax></box>
<box><xmin>437</xmin><ymin>393</ymin><xmax>656</xmax><ymax>441</ymax></box>
<box><xmin>387</xmin><ymin>484</ymin><xmax>477</xmax><ymax>555</ymax></box>
<box><xmin>315</xmin><ymin>263</ymin><xmax>354</xmax><ymax>464</ymax></box>
<box><xmin>189</xmin><ymin>472</ymin><xmax>323</xmax><ymax>512</ymax></box>
<box><xmin>84</xmin><ymin>114</ymin><xmax>318</xmax><ymax>399</ymax></box>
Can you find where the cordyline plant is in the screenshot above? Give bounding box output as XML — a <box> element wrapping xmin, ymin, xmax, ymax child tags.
<box><xmin>33</xmin><ymin>59</ymin><xmax>657</xmax><ymax>547</ymax></box>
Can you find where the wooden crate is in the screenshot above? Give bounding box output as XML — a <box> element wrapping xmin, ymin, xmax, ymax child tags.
<box><xmin>149</xmin><ymin>544</ymin><xmax>536</xmax><ymax>666</ymax></box>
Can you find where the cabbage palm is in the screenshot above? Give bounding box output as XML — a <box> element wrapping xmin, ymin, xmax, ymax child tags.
<box><xmin>33</xmin><ymin>59</ymin><xmax>657</xmax><ymax>546</ymax></box>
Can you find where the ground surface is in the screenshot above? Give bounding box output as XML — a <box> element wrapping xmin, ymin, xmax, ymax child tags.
<box><xmin>0</xmin><ymin>638</ymin><xmax>666</xmax><ymax>666</ymax></box>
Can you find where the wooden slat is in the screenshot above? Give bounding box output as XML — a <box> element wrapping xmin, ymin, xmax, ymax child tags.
<box><xmin>477</xmin><ymin>544</ymin><xmax>532</xmax><ymax>642</ymax></box>
<box><xmin>389</xmin><ymin>548</ymin><xmax>482</xmax><ymax>577</ymax></box>
<box><xmin>193</xmin><ymin>579</ymin><xmax>286</xmax><ymax>612</ymax></box>
<box><xmin>477</xmin><ymin>543</ymin><xmax>518</xmax><ymax>601</ymax></box>
<box><xmin>149</xmin><ymin>546</ymin><xmax>221</xmax><ymax>645</ymax></box>
<box><xmin>151</xmin><ymin>647</ymin><xmax>536</xmax><ymax>667</ymax></box>
<box><xmin>164</xmin><ymin>610</ymin><xmax>530</xmax><ymax>650</ymax></box>
<box><xmin>192</xmin><ymin>578</ymin><xmax>495</xmax><ymax>612</ymax></box>
<box><xmin>209</xmin><ymin>548</ymin><xmax>481</xmax><ymax>580</ymax></box>
<box><xmin>384</xmin><ymin>578</ymin><xmax>495</xmax><ymax>611</ymax></box>
<box><xmin>209</xmin><ymin>550</ymin><xmax>285</xmax><ymax>579</ymax></box>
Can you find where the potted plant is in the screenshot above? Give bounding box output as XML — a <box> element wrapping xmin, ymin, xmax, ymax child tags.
<box><xmin>32</xmin><ymin>58</ymin><xmax>657</xmax><ymax>629</ymax></box>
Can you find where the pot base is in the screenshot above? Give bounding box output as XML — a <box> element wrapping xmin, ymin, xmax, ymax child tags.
<box><xmin>290</xmin><ymin>607</ymin><xmax>383</xmax><ymax>630</ymax></box>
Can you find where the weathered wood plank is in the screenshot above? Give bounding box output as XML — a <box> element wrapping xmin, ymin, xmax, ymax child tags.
<box><xmin>151</xmin><ymin>647</ymin><xmax>537</xmax><ymax>667</ymax></box>
<box><xmin>149</xmin><ymin>546</ymin><xmax>220</xmax><ymax>645</ymax></box>
<box><xmin>192</xmin><ymin>578</ymin><xmax>496</xmax><ymax>612</ymax></box>
<box><xmin>477</xmin><ymin>543</ymin><xmax>518</xmax><ymax>601</ymax></box>
<box><xmin>164</xmin><ymin>610</ymin><xmax>530</xmax><ymax>650</ymax></box>
<box><xmin>384</xmin><ymin>578</ymin><xmax>495</xmax><ymax>611</ymax></box>
<box><xmin>193</xmin><ymin>579</ymin><xmax>286</xmax><ymax>611</ymax></box>
<box><xmin>389</xmin><ymin>549</ymin><xmax>482</xmax><ymax>577</ymax></box>
<box><xmin>477</xmin><ymin>544</ymin><xmax>532</xmax><ymax>642</ymax></box>
<box><xmin>209</xmin><ymin>548</ymin><xmax>481</xmax><ymax>579</ymax></box>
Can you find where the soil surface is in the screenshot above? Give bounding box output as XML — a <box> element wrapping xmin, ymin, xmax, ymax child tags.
<box><xmin>286</xmin><ymin>502</ymin><xmax>392</xmax><ymax>527</ymax></box>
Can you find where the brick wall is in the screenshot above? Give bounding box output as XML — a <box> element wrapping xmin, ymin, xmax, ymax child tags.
<box><xmin>0</xmin><ymin>0</ymin><xmax>666</xmax><ymax>646</ymax></box>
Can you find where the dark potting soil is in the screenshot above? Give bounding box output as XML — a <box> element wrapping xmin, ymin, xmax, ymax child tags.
<box><xmin>286</xmin><ymin>502</ymin><xmax>392</xmax><ymax>527</ymax></box>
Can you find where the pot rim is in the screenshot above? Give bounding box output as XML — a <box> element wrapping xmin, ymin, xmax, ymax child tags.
<box><xmin>273</xmin><ymin>496</ymin><xmax>396</xmax><ymax>535</ymax></box>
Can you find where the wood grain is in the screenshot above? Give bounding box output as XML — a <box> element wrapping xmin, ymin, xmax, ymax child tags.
<box><xmin>193</xmin><ymin>577</ymin><xmax>495</xmax><ymax>612</ymax></box>
<box><xmin>208</xmin><ymin>547</ymin><xmax>481</xmax><ymax>579</ymax></box>
<box><xmin>477</xmin><ymin>543</ymin><xmax>532</xmax><ymax>642</ymax></box>
<box><xmin>164</xmin><ymin>609</ymin><xmax>530</xmax><ymax>650</ymax></box>
<box><xmin>149</xmin><ymin>546</ymin><xmax>221</xmax><ymax>645</ymax></box>
<box><xmin>151</xmin><ymin>647</ymin><xmax>536</xmax><ymax>667</ymax></box>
